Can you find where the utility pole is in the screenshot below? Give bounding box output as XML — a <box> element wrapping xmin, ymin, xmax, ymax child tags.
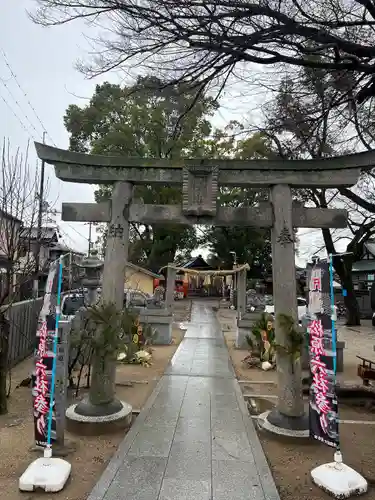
<box><xmin>68</xmin><ymin>252</ymin><xmax>73</xmax><ymax>291</ymax></box>
<box><xmin>88</xmin><ymin>222</ymin><xmax>92</xmax><ymax>255</ymax></box>
<box><xmin>33</xmin><ymin>131</ymin><xmax>46</xmax><ymax>298</ymax></box>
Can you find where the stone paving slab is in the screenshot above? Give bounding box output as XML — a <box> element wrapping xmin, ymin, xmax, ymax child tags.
<box><xmin>88</xmin><ymin>301</ymin><xmax>280</xmax><ymax>500</ymax></box>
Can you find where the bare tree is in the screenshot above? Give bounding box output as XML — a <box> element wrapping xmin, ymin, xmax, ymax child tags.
<box><xmin>0</xmin><ymin>140</ymin><xmax>40</xmax><ymax>414</ymax></box>
<box><xmin>256</xmin><ymin>64</ymin><xmax>375</xmax><ymax>324</ymax></box>
<box><xmin>31</xmin><ymin>0</ymin><xmax>375</xmax><ymax>106</ymax></box>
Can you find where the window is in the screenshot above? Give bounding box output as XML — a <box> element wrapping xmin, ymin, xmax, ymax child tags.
<box><xmin>297</xmin><ymin>298</ymin><xmax>307</xmax><ymax>306</ymax></box>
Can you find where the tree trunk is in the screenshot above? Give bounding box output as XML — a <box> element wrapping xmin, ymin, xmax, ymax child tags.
<box><xmin>321</xmin><ymin>227</ymin><xmax>361</xmax><ymax>326</ymax></box>
<box><xmin>341</xmin><ymin>274</ymin><xmax>361</xmax><ymax>326</ymax></box>
<box><xmin>0</xmin><ymin>313</ymin><xmax>9</xmax><ymax>415</ymax></box>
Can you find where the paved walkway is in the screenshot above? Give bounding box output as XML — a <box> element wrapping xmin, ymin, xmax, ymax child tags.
<box><xmin>88</xmin><ymin>301</ymin><xmax>280</xmax><ymax>500</ymax></box>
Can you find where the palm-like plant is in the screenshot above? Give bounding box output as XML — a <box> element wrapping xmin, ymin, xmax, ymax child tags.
<box><xmin>246</xmin><ymin>312</ymin><xmax>276</xmax><ymax>364</ymax></box>
<box><xmin>83</xmin><ymin>302</ymin><xmax>156</xmax><ymax>364</ymax></box>
<box><xmin>275</xmin><ymin>313</ymin><xmax>305</xmax><ymax>373</ymax></box>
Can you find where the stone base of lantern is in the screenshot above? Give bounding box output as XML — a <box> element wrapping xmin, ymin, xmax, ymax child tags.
<box><xmin>65</xmin><ymin>399</ymin><xmax>132</xmax><ymax>436</ymax></box>
<box><xmin>258</xmin><ymin>409</ymin><xmax>310</xmax><ymax>439</ymax></box>
<box><xmin>139</xmin><ymin>311</ymin><xmax>173</xmax><ymax>344</ymax></box>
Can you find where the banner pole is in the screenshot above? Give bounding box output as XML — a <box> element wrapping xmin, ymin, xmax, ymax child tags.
<box><xmin>19</xmin><ymin>255</ymin><xmax>72</xmax><ymax>493</ymax></box>
<box><xmin>329</xmin><ymin>254</ymin><xmax>341</xmax><ymax>464</ymax></box>
<box><xmin>45</xmin><ymin>255</ymin><xmax>64</xmax><ymax>456</ymax></box>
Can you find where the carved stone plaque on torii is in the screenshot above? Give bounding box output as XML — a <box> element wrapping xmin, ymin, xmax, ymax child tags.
<box><xmin>35</xmin><ymin>142</ymin><xmax>374</xmax><ymax>436</ymax></box>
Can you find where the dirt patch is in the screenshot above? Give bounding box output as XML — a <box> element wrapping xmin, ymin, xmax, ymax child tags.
<box><xmin>258</xmin><ymin>422</ymin><xmax>375</xmax><ymax>500</ymax></box>
<box><xmin>242</xmin><ymin>395</ymin><xmax>375</xmax><ymax>499</ymax></box>
<box><xmin>223</xmin><ymin>327</ymin><xmax>278</xmax><ymax>385</ymax></box>
<box><xmin>0</xmin><ymin>327</ymin><xmax>184</xmax><ymax>500</ymax></box>
<box><xmin>219</xmin><ymin>307</ymin><xmax>375</xmax><ymax>498</ymax></box>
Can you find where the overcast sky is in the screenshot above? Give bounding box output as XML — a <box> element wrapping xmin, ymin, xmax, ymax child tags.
<box><xmin>0</xmin><ymin>0</ymin><xmax>345</xmax><ymax>266</ymax></box>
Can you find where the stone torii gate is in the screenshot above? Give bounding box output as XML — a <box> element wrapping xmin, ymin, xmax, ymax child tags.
<box><xmin>35</xmin><ymin>142</ymin><xmax>373</xmax><ymax>434</ymax></box>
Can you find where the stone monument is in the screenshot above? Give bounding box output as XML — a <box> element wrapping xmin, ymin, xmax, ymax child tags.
<box><xmin>35</xmin><ymin>142</ymin><xmax>374</xmax><ymax>435</ymax></box>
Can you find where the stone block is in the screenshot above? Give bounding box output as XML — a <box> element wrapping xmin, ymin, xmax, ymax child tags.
<box><xmin>104</xmin><ymin>457</ymin><xmax>167</xmax><ymax>500</ymax></box>
<box><xmin>236</xmin><ymin>326</ymin><xmax>248</xmax><ymax>349</ymax></box>
<box><xmin>159</xmin><ymin>479</ymin><xmax>211</xmax><ymax>500</ymax></box>
<box><xmin>164</xmin><ymin>441</ymin><xmax>211</xmax><ymax>481</ymax></box>
<box><xmin>139</xmin><ymin>313</ymin><xmax>173</xmax><ymax>344</ymax></box>
<box><xmin>212</xmin><ymin>460</ymin><xmax>262</xmax><ymax>500</ymax></box>
<box><xmin>128</xmin><ymin>426</ymin><xmax>175</xmax><ymax>458</ymax></box>
<box><xmin>236</xmin><ymin>317</ymin><xmax>257</xmax><ymax>349</ymax></box>
<box><xmin>336</xmin><ymin>340</ymin><xmax>346</xmax><ymax>373</ymax></box>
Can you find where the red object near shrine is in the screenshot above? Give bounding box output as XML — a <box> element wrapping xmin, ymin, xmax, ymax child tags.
<box><xmin>153</xmin><ymin>277</ymin><xmax>188</xmax><ymax>298</ymax></box>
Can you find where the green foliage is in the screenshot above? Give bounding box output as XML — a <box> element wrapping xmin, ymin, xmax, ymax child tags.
<box><xmin>247</xmin><ymin>312</ymin><xmax>275</xmax><ymax>363</ymax></box>
<box><xmin>275</xmin><ymin>313</ymin><xmax>305</xmax><ymax>371</ymax></box>
<box><xmin>84</xmin><ymin>303</ymin><xmax>132</xmax><ymax>357</ymax></box>
<box><xmin>246</xmin><ymin>312</ymin><xmax>304</xmax><ymax>369</ymax></box>
<box><xmin>64</xmin><ymin>76</ymin><xmax>218</xmax><ymax>270</ymax></box>
<box><xmin>84</xmin><ymin>302</ymin><xmax>156</xmax><ymax>361</ymax></box>
<box><xmin>68</xmin><ymin>302</ymin><xmax>157</xmax><ymax>392</ymax></box>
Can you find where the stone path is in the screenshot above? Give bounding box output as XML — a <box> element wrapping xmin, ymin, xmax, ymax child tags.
<box><xmin>88</xmin><ymin>301</ymin><xmax>280</xmax><ymax>500</ymax></box>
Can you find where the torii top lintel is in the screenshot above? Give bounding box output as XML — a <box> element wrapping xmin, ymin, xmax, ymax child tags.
<box><xmin>34</xmin><ymin>142</ymin><xmax>374</xmax><ymax>188</ymax></box>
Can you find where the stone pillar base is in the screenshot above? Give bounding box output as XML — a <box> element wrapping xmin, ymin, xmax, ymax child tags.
<box><xmin>236</xmin><ymin>316</ymin><xmax>258</xmax><ymax>349</ymax></box>
<box><xmin>140</xmin><ymin>314</ymin><xmax>173</xmax><ymax>344</ymax></box>
<box><xmin>236</xmin><ymin>327</ymin><xmax>250</xmax><ymax>349</ymax></box>
<box><xmin>152</xmin><ymin>322</ymin><xmax>172</xmax><ymax>344</ymax></box>
<box><xmin>65</xmin><ymin>399</ymin><xmax>132</xmax><ymax>436</ymax></box>
<box><xmin>336</xmin><ymin>341</ymin><xmax>346</xmax><ymax>373</ymax></box>
<box><xmin>258</xmin><ymin>409</ymin><xmax>310</xmax><ymax>439</ymax></box>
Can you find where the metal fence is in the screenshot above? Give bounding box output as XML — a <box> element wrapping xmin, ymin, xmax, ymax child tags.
<box><xmin>3</xmin><ymin>288</ymin><xmax>85</xmax><ymax>368</ymax></box>
<box><xmin>2</xmin><ymin>297</ymin><xmax>43</xmax><ymax>368</ymax></box>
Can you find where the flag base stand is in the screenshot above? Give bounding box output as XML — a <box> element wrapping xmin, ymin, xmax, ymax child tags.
<box><xmin>19</xmin><ymin>446</ymin><xmax>71</xmax><ymax>493</ymax></box>
<box><xmin>311</xmin><ymin>451</ymin><xmax>367</xmax><ymax>498</ymax></box>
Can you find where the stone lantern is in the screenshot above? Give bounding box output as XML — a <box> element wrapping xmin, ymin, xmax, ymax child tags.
<box><xmin>77</xmin><ymin>249</ymin><xmax>103</xmax><ymax>306</ymax></box>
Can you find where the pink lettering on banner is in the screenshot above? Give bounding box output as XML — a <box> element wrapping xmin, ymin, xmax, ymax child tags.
<box><xmin>313</xmin><ymin>370</ymin><xmax>329</xmax><ymax>394</ymax></box>
<box><xmin>310</xmin><ymin>319</ymin><xmax>324</xmax><ymax>338</ymax></box>
<box><xmin>309</xmin><ymin>317</ymin><xmax>331</xmax><ymax>435</ymax></box>
<box><xmin>310</xmin><ymin>336</ymin><xmax>324</xmax><ymax>357</ymax></box>
<box><xmin>315</xmin><ymin>392</ymin><xmax>331</xmax><ymax>414</ymax></box>
<box><xmin>34</xmin><ymin>393</ymin><xmax>49</xmax><ymax>414</ymax></box>
<box><xmin>34</xmin><ymin>319</ymin><xmax>50</xmax><ymax>439</ymax></box>
<box><xmin>319</xmin><ymin>413</ymin><xmax>329</xmax><ymax>433</ymax></box>
<box><xmin>310</xmin><ymin>357</ymin><xmax>327</xmax><ymax>373</ymax></box>
<box><xmin>36</xmin><ymin>414</ymin><xmax>46</xmax><ymax>436</ymax></box>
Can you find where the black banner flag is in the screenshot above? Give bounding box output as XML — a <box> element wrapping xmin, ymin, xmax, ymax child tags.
<box><xmin>307</xmin><ymin>259</ymin><xmax>339</xmax><ymax>448</ymax></box>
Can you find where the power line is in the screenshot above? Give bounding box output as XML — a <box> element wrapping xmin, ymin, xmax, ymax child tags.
<box><xmin>58</xmin><ymin>228</ymin><xmax>75</xmax><ymax>249</ymax></box>
<box><xmin>0</xmin><ymin>92</ymin><xmax>30</xmax><ymax>136</ymax></box>
<box><xmin>1</xmin><ymin>48</ymin><xmax>56</xmax><ymax>146</ymax></box>
<box><xmin>0</xmin><ymin>76</ymin><xmax>40</xmax><ymax>139</ymax></box>
<box><xmin>63</xmin><ymin>222</ymin><xmax>89</xmax><ymax>242</ymax></box>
